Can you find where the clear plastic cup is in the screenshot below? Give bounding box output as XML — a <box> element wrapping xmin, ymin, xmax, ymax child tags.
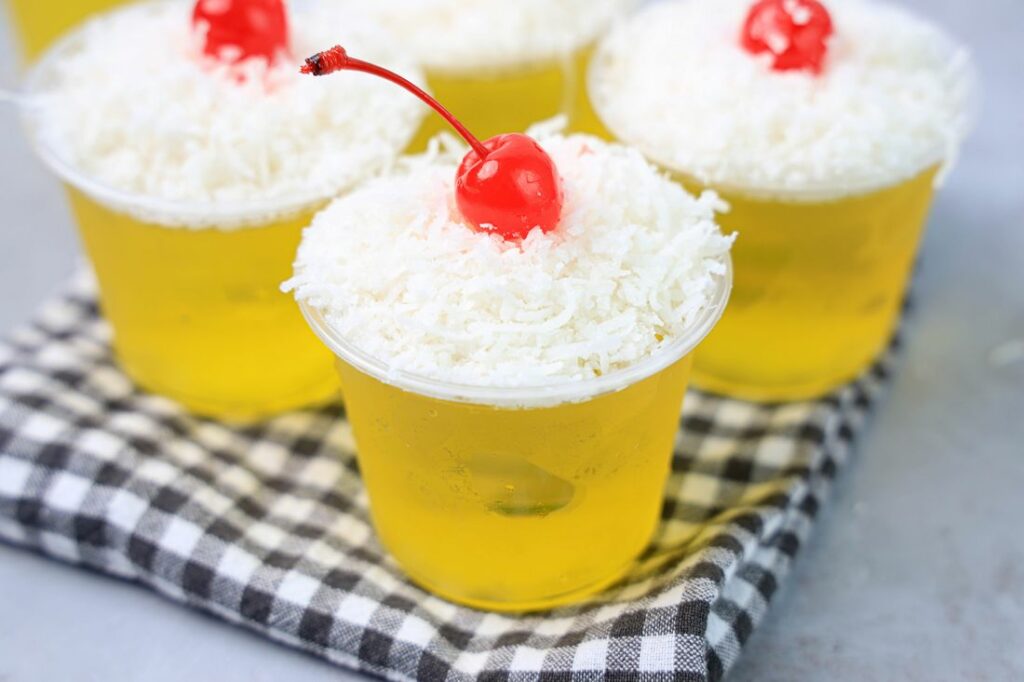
<box><xmin>299</xmin><ymin>258</ymin><xmax>731</xmax><ymax>612</ymax></box>
<box><xmin>408</xmin><ymin>46</ymin><xmax>595</xmax><ymax>151</ymax></box>
<box><xmin>359</xmin><ymin>1</ymin><xmax>635</xmax><ymax>150</ymax></box>
<box><xmin>27</xmin><ymin>166</ymin><xmax>340</xmax><ymax>421</ymax></box>
<box><xmin>681</xmin><ymin>171</ymin><xmax>940</xmax><ymax>401</ymax></box>
<box><xmin>576</xmin><ymin>127</ymin><xmax>942</xmax><ymax>401</ymax></box>
<box><xmin>19</xmin><ymin>22</ymin><xmax>374</xmax><ymax>421</ymax></box>
<box><xmin>582</xmin><ymin>20</ymin><xmax>968</xmax><ymax>401</ymax></box>
<box><xmin>4</xmin><ymin>0</ymin><xmax>125</xmax><ymax>60</ymax></box>
<box><xmin>582</xmin><ymin>102</ymin><xmax>943</xmax><ymax>401</ymax></box>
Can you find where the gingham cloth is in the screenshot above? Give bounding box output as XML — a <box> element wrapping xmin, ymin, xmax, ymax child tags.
<box><xmin>0</xmin><ymin>274</ymin><xmax>893</xmax><ymax>681</ymax></box>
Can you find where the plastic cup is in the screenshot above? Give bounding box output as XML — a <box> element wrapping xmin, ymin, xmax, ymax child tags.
<box><xmin>20</xmin><ymin>28</ymin><xmax>347</xmax><ymax>420</ymax></box>
<box><xmin>584</xmin><ymin>50</ymin><xmax>960</xmax><ymax>402</ymax></box>
<box><xmin>574</xmin><ymin>145</ymin><xmax>941</xmax><ymax>401</ymax></box>
<box><xmin>682</xmin><ymin>170</ymin><xmax>939</xmax><ymax>400</ymax></box>
<box><xmin>4</xmin><ymin>0</ymin><xmax>125</xmax><ymax>60</ymax></box>
<box><xmin>299</xmin><ymin>258</ymin><xmax>731</xmax><ymax>612</ymax></box>
<box><xmin>408</xmin><ymin>47</ymin><xmax>594</xmax><ymax>151</ymax></box>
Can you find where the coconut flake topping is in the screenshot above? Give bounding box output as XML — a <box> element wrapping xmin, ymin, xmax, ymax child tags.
<box><xmin>27</xmin><ymin>1</ymin><xmax>426</xmax><ymax>227</ymax></box>
<box><xmin>341</xmin><ymin>0</ymin><xmax>637</xmax><ymax>74</ymax></box>
<box><xmin>590</xmin><ymin>0</ymin><xmax>975</xmax><ymax>199</ymax></box>
<box><xmin>286</xmin><ymin>132</ymin><xmax>734</xmax><ymax>391</ymax></box>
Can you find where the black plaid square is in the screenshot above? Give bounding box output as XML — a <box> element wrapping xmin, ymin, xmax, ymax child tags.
<box><xmin>0</xmin><ymin>275</ymin><xmax>897</xmax><ymax>680</ymax></box>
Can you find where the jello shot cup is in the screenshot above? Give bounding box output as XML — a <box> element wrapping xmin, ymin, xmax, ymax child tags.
<box><xmin>4</xmin><ymin>0</ymin><xmax>124</xmax><ymax>60</ymax></box>
<box><xmin>20</xmin><ymin>1</ymin><xmax>426</xmax><ymax>419</ymax></box>
<box><xmin>287</xmin><ymin>132</ymin><xmax>734</xmax><ymax>611</ymax></box>
<box><xmin>585</xmin><ymin>0</ymin><xmax>974</xmax><ymax>401</ymax></box>
<box><xmin>345</xmin><ymin>0</ymin><xmax>636</xmax><ymax>148</ymax></box>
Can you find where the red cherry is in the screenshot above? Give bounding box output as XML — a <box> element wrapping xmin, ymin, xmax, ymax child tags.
<box><xmin>193</xmin><ymin>0</ymin><xmax>290</xmax><ymax>65</ymax></box>
<box><xmin>456</xmin><ymin>134</ymin><xmax>563</xmax><ymax>240</ymax></box>
<box><xmin>301</xmin><ymin>46</ymin><xmax>564</xmax><ymax>240</ymax></box>
<box><xmin>741</xmin><ymin>0</ymin><xmax>834</xmax><ymax>74</ymax></box>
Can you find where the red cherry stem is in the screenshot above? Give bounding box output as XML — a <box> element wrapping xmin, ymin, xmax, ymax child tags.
<box><xmin>301</xmin><ymin>46</ymin><xmax>488</xmax><ymax>158</ymax></box>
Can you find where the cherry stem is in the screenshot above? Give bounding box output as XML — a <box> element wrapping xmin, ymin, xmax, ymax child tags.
<box><xmin>301</xmin><ymin>46</ymin><xmax>489</xmax><ymax>158</ymax></box>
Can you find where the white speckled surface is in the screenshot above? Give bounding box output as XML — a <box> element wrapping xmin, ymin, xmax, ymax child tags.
<box><xmin>1</xmin><ymin>1</ymin><xmax>1022</xmax><ymax>680</ymax></box>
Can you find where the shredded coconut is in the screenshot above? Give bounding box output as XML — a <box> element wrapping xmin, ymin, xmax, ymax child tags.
<box><xmin>338</xmin><ymin>0</ymin><xmax>638</xmax><ymax>74</ymax></box>
<box><xmin>25</xmin><ymin>1</ymin><xmax>427</xmax><ymax>228</ymax></box>
<box><xmin>589</xmin><ymin>0</ymin><xmax>976</xmax><ymax>199</ymax></box>
<box><xmin>285</xmin><ymin>132</ymin><xmax>734</xmax><ymax>393</ymax></box>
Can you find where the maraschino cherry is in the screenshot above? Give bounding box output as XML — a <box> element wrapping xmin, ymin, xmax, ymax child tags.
<box><xmin>301</xmin><ymin>46</ymin><xmax>564</xmax><ymax>240</ymax></box>
<box><xmin>741</xmin><ymin>0</ymin><xmax>834</xmax><ymax>74</ymax></box>
<box><xmin>193</xmin><ymin>0</ymin><xmax>290</xmax><ymax>65</ymax></box>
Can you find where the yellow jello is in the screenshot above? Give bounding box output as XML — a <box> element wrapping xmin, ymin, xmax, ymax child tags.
<box><xmin>585</xmin><ymin>0</ymin><xmax>974</xmax><ymax>401</ymax></box>
<box><xmin>683</xmin><ymin>169</ymin><xmax>938</xmax><ymax>400</ymax></box>
<box><xmin>345</xmin><ymin>0</ymin><xmax>633</xmax><ymax>148</ymax></box>
<box><xmin>69</xmin><ymin>190</ymin><xmax>336</xmax><ymax>419</ymax></box>
<box><xmin>333</xmin><ymin>336</ymin><xmax>695</xmax><ymax>611</ymax></box>
<box><xmin>5</xmin><ymin>0</ymin><xmax>123</xmax><ymax>60</ymax></box>
<box><xmin>23</xmin><ymin>2</ymin><xmax>425</xmax><ymax>418</ymax></box>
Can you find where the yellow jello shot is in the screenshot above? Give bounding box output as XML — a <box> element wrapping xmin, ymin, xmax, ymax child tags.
<box><xmin>4</xmin><ymin>0</ymin><xmax>126</xmax><ymax>60</ymax></box>
<box><xmin>287</xmin><ymin>120</ymin><xmax>733</xmax><ymax>611</ymax></box>
<box><xmin>585</xmin><ymin>0</ymin><xmax>975</xmax><ymax>401</ymax></box>
<box><xmin>21</xmin><ymin>1</ymin><xmax>426</xmax><ymax>419</ymax></box>
<box><xmin>342</xmin><ymin>0</ymin><xmax>636</xmax><ymax>148</ymax></box>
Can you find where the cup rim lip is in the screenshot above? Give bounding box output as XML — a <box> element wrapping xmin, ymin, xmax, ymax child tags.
<box><xmin>299</xmin><ymin>255</ymin><xmax>733</xmax><ymax>408</ymax></box>
<box><xmin>16</xmin><ymin>2</ymin><xmax>400</xmax><ymax>226</ymax></box>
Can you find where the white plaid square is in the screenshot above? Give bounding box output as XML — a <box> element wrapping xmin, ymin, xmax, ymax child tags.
<box><xmin>161</xmin><ymin>517</ymin><xmax>205</xmax><ymax>556</ymax></box>
<box><xmin>43</xmin><ymin>472</ymin><xmax>91</xmax><ymax>512</ymax></box>
<box><xmin>0</xmin><ymin>367</ymin><xmax>44</xmax><ymax>393</ymax></box>
<box><xmin>106</xmin><ymin>488</ymin><xmax>149</xmax><ymax>531</ymax></box>
<box><xmin>638</xmin><ymin>635</ymin><xmax>677</xmax><ymax>672</ymax></box>
<box><xmin>394</xmin><ymin>614</ymin><xmax>436</xmax><ymax>649</ymax></box>
<box><xmin>78</xmin><ymin>429</ymin><xmax>124</xmax><ymax>460</ymax></box>
<box><xmin>218</xmin><ymin>545</ymin><xmax>262</xmax><ymax>585</ymax></box>
<box><xmin>509</xmin><ymin>646</ymin><xmax>547</xmax><ymax>673</ymax></box>
<box><xmin>19</xmin><ymin>412</ymin><xmax>65</xmax><ymax>443</ymax></box>
<box><xmin>277</xmin><ymin>570</ymin><xmax>323</xmax><ymax>606</ymax></box>
<box><xmin>0</xmin><ymin>457</ymin><xmax>33</xmax><ymax>496</ymax></box>
<box><xmin>572</xmin><ymin>638</ymin><xmax>610</xmax><ymax>671</ymax></box>
<box><xmin>337</xmin><ymin>594</ymin><xmax>379</xmax><ymax>627</ymax></box>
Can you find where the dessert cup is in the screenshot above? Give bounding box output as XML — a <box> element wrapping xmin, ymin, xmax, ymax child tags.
<box><xmin>345</xmin><ymin>0</ymin><xmax>635</xmax><ymax>148</ymax></box>
<box><xmin>585</xmin><ymin>0</ymin><xmax>974</xmax><ymax>401</ymax></box>
<box><xmin>21</xmin><ymin>1</ymin><xmax>425</xmax><ymax>419</ymax></box>
<box><xmin>288</xmin><ymin>133</ymin><xmax>733</xmax><ymax>610</ymax></box>
<box><xmin>680</xmin><ymin>169</ymin><xmax>938</xmax><ymax>400</ymax></box>
<box><xmin>301</xmin><ymin>260</ymin><xmax>730</xmax><ymax>611</ymax></box>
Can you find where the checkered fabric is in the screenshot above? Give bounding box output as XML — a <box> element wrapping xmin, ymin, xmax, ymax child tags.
<box><xmin>0</xmin><ymin>274</ymin><xmax>894</xmax><ymax>681</ymax></box>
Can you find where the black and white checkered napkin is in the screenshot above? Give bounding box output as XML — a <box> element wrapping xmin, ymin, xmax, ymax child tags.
<box><xmin>0</xmin><ymin>274</ymin><xmax>893</xmax><ymax>681</ymax></box>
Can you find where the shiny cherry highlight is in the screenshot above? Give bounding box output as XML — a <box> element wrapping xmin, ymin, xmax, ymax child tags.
<box><xmin>741</xmin><ymin>0</ymin><xmax>834</xmax><ymax>74</ymax></box>
<box><xmin>193</xmin><ymin>0</ymin><xmax>290</xmax><ymax>65</ymax></box>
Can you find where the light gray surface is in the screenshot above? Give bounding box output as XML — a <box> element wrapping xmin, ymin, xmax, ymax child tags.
<box><xmin>1</xmin><ymin>1</ymin><xmax>1022</xmax><ymax>680</ymax></box>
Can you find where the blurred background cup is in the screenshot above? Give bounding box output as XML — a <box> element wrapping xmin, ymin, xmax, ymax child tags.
<box><xmin>678</xmin><ymin>171</ymin><xmax>940</xmax><ymax>401</ymax></box>
<box><xmin>18</xmin><ymin>2</ymin><xmax>426</xmax><ymax>420</ymax></box>
<box><xmin>582</xmin><ymin>0</ymin><xmax>975</xmax><ymax>402</ymax></box>
<box><xmin>342</xmin><ymin>0</ymin><xmax>637</xmax><ymax>149</ymax></box>
<box><xmin>299</xmin><ymin>257</ymin><xmax>731</xmax><ymax>612</ymax></box>
<box><xmin>21</xmin><ymin>105</ymin><xmax>341</xmax><ymax>419</ymax></box>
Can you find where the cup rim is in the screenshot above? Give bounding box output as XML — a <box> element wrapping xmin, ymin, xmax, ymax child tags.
<box><xmin>299</xmin><ymin>255</ymin><xmax>733</xmax><ymax>408</ymax></box>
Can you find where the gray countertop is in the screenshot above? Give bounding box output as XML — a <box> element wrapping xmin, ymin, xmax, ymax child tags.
<box><xmin>1</xmin><ymin>1</ymin><xmax>1022</xmax><ymax>680</ymax></box>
